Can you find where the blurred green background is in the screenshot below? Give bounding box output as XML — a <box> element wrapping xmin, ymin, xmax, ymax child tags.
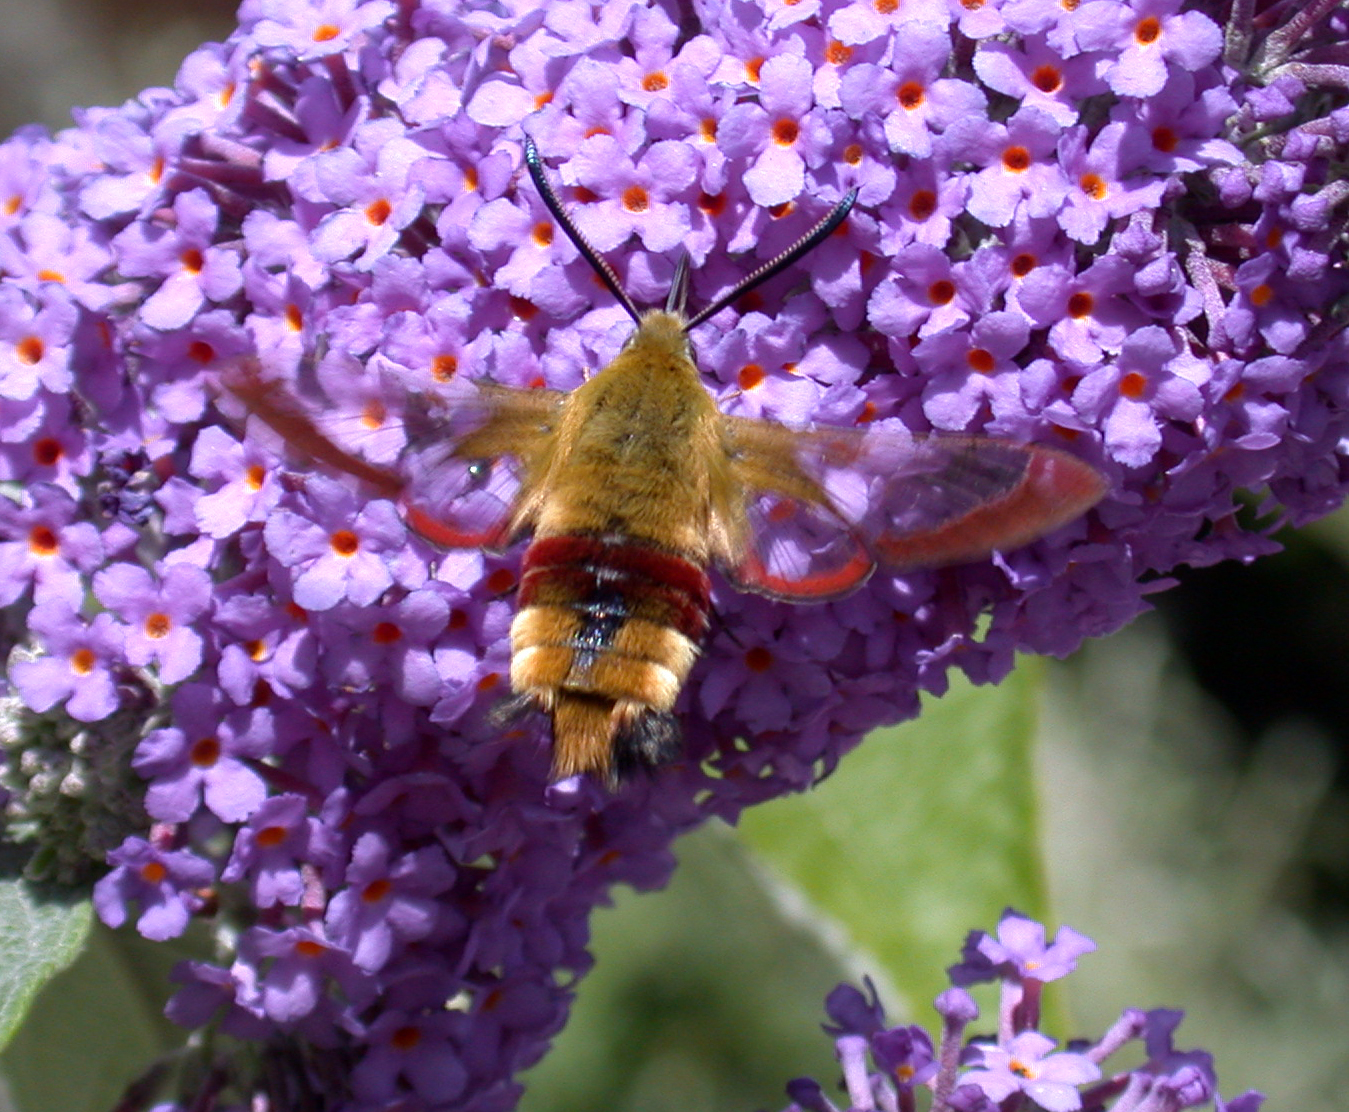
<box><xmin>2</xmin><ymin>3</ymin><xmax>1346</xmax><ymax>1110</ymax></box>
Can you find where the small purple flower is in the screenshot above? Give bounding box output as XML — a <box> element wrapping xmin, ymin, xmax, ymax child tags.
<box><xmin>1056</xmin><ymin>123</ymin><xmax>1167</xmax><ymax>245</ymax></box>
<box><xmin>212</xmin><ymin>590</ymin><xmax>318</xmax><ymax>704</ymax></box>
<box><xmin>917</xmin><ymin>312</ymin><xmax>1033</xmax><ymax>432</ymax></box>
<box><xmin>0</xmin><ymin>484</ymin><xmax>102</xmax><ymax>607</ymax></box>
<box><xmin>839</xmin><ymin>25</ymin><xmax>985</xmax><ymax>159</ymax></box>
<box><xmin>1072</xmin><ymin>325</ymin><xmax>1207</xmax><ymax>468</ymax></box>
<box><xmin>250</xmin><ymin>0</ymin><xmax>397</xmax><ymax>61</ymax></box>
<box><xmin>189</xmin><ymin>424</ymin><xmax>285</xmax><ymax>539</ymax></box>
<box><xmin>953</xmin><ymin>910</ymin><xmax>1098</xmax><ymax>985</ymax></box>
<box><xmin>264</xmin><ymin>475</ymin><xmax>408</xmax><ymax>611</ymax></box>
<box><xmin>949</xmin><ymin>106</ymin><xmax>1068</xmax><ymax>228</ymax></box>
<box><xmin>132</xmin><ymin>684</ymin><xmax>270</xmax><ymax>823</ymax></box>
<box><xmin>562</xmin><ymin>133</ymin><xmax>701</xmax><ymax>253</ymax></box>
<box><xmin>323</xmin><ymin>830</ymin><xmax>456</xmax><ymax>972</ymax></box>
<box><xmin>93</xmin><ymin>561</ymin><xmax>213</xmax><ymax>684</ymax></box>
<box><xmin>0</xmin><ymin>286</ymin><xmax>77</xmax><ymax>399</ymax></box>
<box><xmin>93</xmin><ymin>835</ymin><xmax>215</xmax><ymax>941</ymax></box>
<box><xmin>11</xmin><ymin>601</ymin><xmax>124</xmax><ymax>722</ymax></box>
<box><xmin>717</xmin><ymin>53</ymin><xmax>832</xmax><ymax>207</ymax></box>
<box><xmin>1091</xmin><ymin>0</ymin><xmax>1224</xmax><ymax>99</ymax></box>
<box><xmin>872</xmin><ymin>1025</ymin><xmax>937</xmax><ymax>1089</ymax></box>
<box><xmin>112</xmin><ymin>189</ymin><xmax>244</xmax><ymax>330</ymax></box>
<box><xmin>961</xmin><ymin>1031</ymin><xmax>1101</xmax><ymax>1112</ymax></box>
<box><xmin>350</xmin><ymin>1009</ymin><xmax>468</xmax><ymax>1106</ymax></box>
<box><xmin>239</xmin><ymin>923</ymin><xmax>372</xmax><ymax>1025</ymax></box>
<box><xmin>318</xmin><ymin>586</ymin><xmax>450</xmax><ymax>705</ymax></box>
<box><xmin>221</xmin><ymin>793</ymin><xmax>341</xmax><ymax>908</ymax></box>
<box><xmin>298</xmin><ymin>131</ymin><xmax>431</xmax><ymax>270</ymax></box>
<box><xmin>972</xmin><ymin>35</ymin><xmax>1105</xmax><ymax>127</ymax></box>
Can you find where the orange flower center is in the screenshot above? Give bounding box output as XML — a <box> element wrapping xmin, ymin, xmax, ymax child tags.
<box><xmin>365</xmin><ymin>198</ymin><xmax>392</xmax><ymax>226</ymax></box>
<box><xmin>967</xmin><ymin>349</ymin><xmax>997</xmax><ymax>374</ymax></box>
<box><xmin>928</xmin><ymin>279</ymin><xmax>956</xmax><ymax>305</ymax></box>
<box><xmin>15</xmin><ymin>336</ymin><xmax>43</xmax><ymax>365</ymax></box>
<box><xmin>372</xmin><ymin>621</ymin><xmax>402</xmax><ymax>644</ymax></box>
<box><xmin>1067</xmin><ymin>291</ymin><xmax>1094</xmax><ymax>318</ymax></box>
<box><xmin>744</xmin><ymin>646</ymin><xmax>774</xmax><ymax>672</ymax></box>
<box><xmin>330</xmin><ymin>530</ymin><xmax>359</xmax><ymax>557</ymax></box>
<box><xmin>908</xmin><ymin>190</ymin><xmax>936</xmax><ymax>221</ymax></box>
<box><xmin>391</xmin><ymin>1026</ymin><xmax>422</xmax><ymax>1050</ymax></box>
<box><xmin>1079</xmin><ymin>173</ymin><xmax>1107</xmax><ymax>200</ymax></box>
<box><xmin>1031</xmin><ymin>65</ymin><xmax>1062</xmax><ymax>93</ymax></box>
<box><xmin>191</xmin><ymin>737</ymin><xmax>221</xmax><ymax>767</ymax></box>
<box><xmin>28</xmin><ymin>525</ymin><xmax>58</xmax><ymax>556</ymax></box>
<box><xmin>1134</xmin><ymin>15</ymin><xmax>1161</xmax><ymax>44</ymax></box>
<box><xmin>256</xmin><ymin>825</ymin><xmax>288</xmax><ymax>848</ymax></box>
<box><xmin>1119</xmin><ymin>371</ymin><xmax>1148</xmax><ymax>398</ymax></box>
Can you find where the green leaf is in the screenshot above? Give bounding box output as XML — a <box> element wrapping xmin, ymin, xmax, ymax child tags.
<box><xmin>520</xmin><ymin>823</ymin><xmax>850</xmax><ymax>1112</ymax></box>
<box><xmin>738</xmin><ymin>658</ymin><xmax>1051</xmax><ymax>1018</ymax></box>
<box><xmin>0</xmin><ymin>923</ymin><xmax>196</xmax><ymax>1112</ymax></box>
<box><xmin>0</xmin><ymin>846</ymin><xmax>93</xmax><ymax>1052</ymax></box>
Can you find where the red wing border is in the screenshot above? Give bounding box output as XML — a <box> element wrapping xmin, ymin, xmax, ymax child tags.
<box><xmin>718</xmin><ymin>417</ymin><xmax>1106</xmax><ymax>597</ymax></box>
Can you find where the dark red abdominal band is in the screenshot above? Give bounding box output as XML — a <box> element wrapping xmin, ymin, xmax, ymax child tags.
<box><xmin>519</xmin><ymin>534</ymin><xmax>711</xmax><ymax>644</ymax></box>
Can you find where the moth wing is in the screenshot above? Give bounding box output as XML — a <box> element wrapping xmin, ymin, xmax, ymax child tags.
<box><xmin>399</xmin><ymin>383</ymin><xmax>566</xmax><ymax>550</ymax></box>
<box><xmin>220</xmin><ymin>359</ymin><xmax>566</xmax><ymax>551</ymax></box>
<box><xmin>218</xmin><ymin>358</ymin><xmax>404</xmax><ymax>499</ymax></box>
<box><xmin>821</xmin><ymin>428</ymin><xmax>1106</xmax><ymax>571</ymax></box>
<box><xmin>715</xmin><ymin>417</ymin><xmax>1106</xmax><ymax>599</ymax></box>
<box><xmin>714</xmin><ymin>418</ymin><xmax>875</xmax><ymax>601</ymax></box>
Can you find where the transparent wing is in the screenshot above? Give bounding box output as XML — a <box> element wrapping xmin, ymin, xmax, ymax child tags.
<box><xmin>717</xmin><ymin>416</ymin><xmax>1106</xmax><ymax>599</ymax></box>
<box><xmin>218</xmin><ymin>359</ymin><xmax>405</xmax><ymax>499</ymax></box>
<box><xmin>829</xmin><ymin>430</ymin><xmax>1106</xmax><ymax>571</ymax></box>
<box><xmin>399</xmin><ymin>384</ymin><xmax>565</xmax><ymax>550</ymax></box>
<box><xmin>219</xmin><ymin>359</ymin><xmax>565</xmax><ymax>551</ymax></box>
<box><xmin>716</xmin><ymin>418</ymin><xmax>874</xmax><ymax>600</ymax></box>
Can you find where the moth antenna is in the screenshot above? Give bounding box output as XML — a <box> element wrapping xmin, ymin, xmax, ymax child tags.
<box><xmin>522</xmin><ymin>135</ymin><xmax>643</xmax><ymax>326</ymax></box>
<box><xmin>684</xmin><ymin>188</ymin><xmax>859</xmax><ymax>331</ymax></box>
<box><xmin>666</xmin><ymin>253</ymin><xmax>691</xmax><ymax>316</ymax></box>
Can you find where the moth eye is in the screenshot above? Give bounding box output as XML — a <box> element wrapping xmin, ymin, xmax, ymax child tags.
<box><xmin>466</xmin><ymin>460</ymin><xmax>490</xmax><ymax>486</ymax></box>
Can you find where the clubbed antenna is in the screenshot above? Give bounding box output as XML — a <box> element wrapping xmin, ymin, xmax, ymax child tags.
<box><xmin>684</xmin><ymin>189</ymin><xmax>858</xmax><ymax>330</ymax></box>
<box><xmin>522</xmin><ymin>135</ymin><xmax>644</xmax><ymax>326</ymax></box>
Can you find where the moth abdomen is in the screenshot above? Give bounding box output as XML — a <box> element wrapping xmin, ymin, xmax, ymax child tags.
<box><xmin>509</xmin><ymin>532</ymin><xmax>711</xmax><ymax>778</ymax></box>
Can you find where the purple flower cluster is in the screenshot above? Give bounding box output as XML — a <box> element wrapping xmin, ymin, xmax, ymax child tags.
<box><xmin>786</xmin><ymin>911</ymin><xmax>1263</xmax><ymax>1112</ymax></box>
<box><xmin>0</xmin><ymin>0</ymin><xmax>1345</xmax><ymax>1106</ymax></box>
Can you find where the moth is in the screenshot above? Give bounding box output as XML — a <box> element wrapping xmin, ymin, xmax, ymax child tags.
<box><xmin>228</xmin><ymin>136</ymin><xmax>1107</xmax><ymax>784</ymax></box>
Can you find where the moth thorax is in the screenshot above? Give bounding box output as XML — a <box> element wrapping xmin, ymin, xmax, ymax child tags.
<box><xmin>630</xmin><ymin>310</ymin><xmax>691</xmax><ymax>361</ymax></box>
